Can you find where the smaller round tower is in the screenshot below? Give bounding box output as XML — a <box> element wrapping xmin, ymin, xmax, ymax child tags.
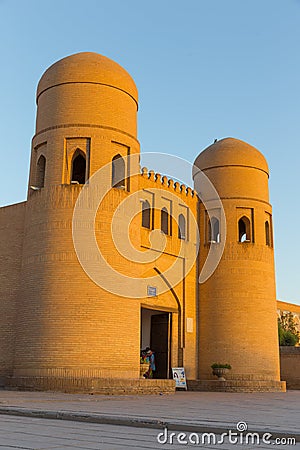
<box><xmin>193</xmin><ymin>138</ymin><xmax>285</xmax><ymax>391</ymax></box>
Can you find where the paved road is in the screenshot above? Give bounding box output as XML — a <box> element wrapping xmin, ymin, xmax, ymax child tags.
<box><xmin>0</xmin><ymin>414</ymin><xmax>298</xmax><ymax>450</ymax></box>
<box><xmin>0</xmin><ymin>391</ymin><xmax>299</xmax><ymax>436</ymax></box>
<box><xmin>0</xmin><ymin>390</ymin><xmax>299</xmax><ymax>449</ymax></box>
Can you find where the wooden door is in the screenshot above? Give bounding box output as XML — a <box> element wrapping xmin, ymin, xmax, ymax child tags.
<box><xmin>150</xmin><ymin>313</ymin><xmax>171</xmax><ymax>378</ymax></box>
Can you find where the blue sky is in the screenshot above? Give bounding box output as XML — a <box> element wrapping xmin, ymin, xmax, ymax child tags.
<box><xmin>0</xmin><ymin>0</ymin><xmax>299</xmax><ymax>304</ymax></box>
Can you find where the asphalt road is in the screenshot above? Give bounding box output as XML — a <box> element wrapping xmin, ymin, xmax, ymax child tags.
<box><xmin>0</xmin><ymin>414</ymin><xmax>298</xmax><ymax>450</ymax></box>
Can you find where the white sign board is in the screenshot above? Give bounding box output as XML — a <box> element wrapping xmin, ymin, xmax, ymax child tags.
<box><xmin>172</xmin><ymin>367</ymin><xmax>187</xmax><ymax>390</ymax></box>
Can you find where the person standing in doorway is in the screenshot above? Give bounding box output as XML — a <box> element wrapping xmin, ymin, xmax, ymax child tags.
<box><xmin>144</xmin><ymin>347</ymin><xmax>156</xmax><ymax>378</ymax></box>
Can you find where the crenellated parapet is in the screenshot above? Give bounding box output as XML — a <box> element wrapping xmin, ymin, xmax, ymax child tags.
<box><xmin>140</xmin><ymin>167</ymin><xmax>197</xmax><ymax>200</ymax></box>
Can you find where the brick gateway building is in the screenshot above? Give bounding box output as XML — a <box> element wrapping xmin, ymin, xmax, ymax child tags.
<box><xmin>0</xmin><ymin>52</ymin><xmax>291</xmax><ymax>393</ymax></box>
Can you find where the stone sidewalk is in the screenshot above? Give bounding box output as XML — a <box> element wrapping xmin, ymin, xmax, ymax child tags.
<box><xmin>0</xmin><ymin>390</ymin><xmax>299</xmax><ymax>441</ymax></box>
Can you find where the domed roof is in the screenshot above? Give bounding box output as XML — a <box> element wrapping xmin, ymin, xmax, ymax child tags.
<box><xmin>37</xmin><ymin>52</ymin><xmax>138</xmax><ymax>104</ymax></box>
<box><xmin>193</xmin><ymin>137</ymin><xmax>269</xmax><ymax>176</ymax></box>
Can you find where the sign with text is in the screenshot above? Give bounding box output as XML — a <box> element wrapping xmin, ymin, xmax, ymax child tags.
<box><xmin>172</xmin><ymin>367</ymin><xmax>187</xmax><ymax>390</ymax></box>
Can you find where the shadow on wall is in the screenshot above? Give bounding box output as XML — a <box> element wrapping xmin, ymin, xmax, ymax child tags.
<box><xmin>280</xmin><ymin>347</ymin><xmax>300</xmax><ymax>389</ymax></box>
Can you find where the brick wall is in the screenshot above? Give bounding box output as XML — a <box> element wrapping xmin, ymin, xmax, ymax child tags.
<box><xmin>280</xmin><ymin>346</ymin><xmax>300</xmax><ymax>389</ymax></box>
<box><xmin>0</xmin><ymin>202</ymin><xmax>25</xmax><ymax>381</ymax></box>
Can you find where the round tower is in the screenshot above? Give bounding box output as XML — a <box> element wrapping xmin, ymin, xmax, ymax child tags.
<box><xmin>13</xmin><ymin>53</ymin><xmax>141</xmax><ymax>383</ymax></box>
<box><xmin>193</xmin><ymin>137</ymin><xmax>285</xmax><ymax>391</ymax></box>
<box><xmin>28</xmin><ymin>51</ymin><xmax>139</xmax><ymax>190</ymax></box>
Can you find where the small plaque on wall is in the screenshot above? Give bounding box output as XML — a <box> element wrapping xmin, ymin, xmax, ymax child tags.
<box><xmin>186</xmin><ymin>317</ymin><xmax>193</xmax><ymax>333</ymax></box>
<box><xmin>147</xmin><ymin>286</ymin><xmax>157</xmax><ymax>297</ymax></box>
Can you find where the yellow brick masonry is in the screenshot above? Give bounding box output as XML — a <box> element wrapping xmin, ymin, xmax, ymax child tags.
<box><xmin>194</xmin><ymin>138</ymin><xmax>281</xmax><ymax>382</ymax></box>
<box><xmin>0</xmin><ymin>202</ymin><xmax>26</xmax><ymax>382</ymax></box>
<box><xmin>6</xmin><ymin>52</ymin><xmax>198</xmax><ymax>387</ymax></box>
<box><xmin>0</xmin><ymin>53</ymin><xmax>292</xmax><ymax>393</ymax></box>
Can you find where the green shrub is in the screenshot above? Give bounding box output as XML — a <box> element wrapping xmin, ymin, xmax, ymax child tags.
<box><xmin>211</xmin><ymin>363</ymin><xmax>232</xmax><ymax>369</ymax></box>
<box><xmin>278</xmin><ymin>313</ymin><xmax>299</xmax><ymax>346</ymax></box>
<box><xmin>281</xmin><ymin>330</ymin><xmax>298</xmax><ymax>346</ymax></box>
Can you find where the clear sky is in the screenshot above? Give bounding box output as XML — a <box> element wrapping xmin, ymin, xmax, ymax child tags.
<box><xmin>0</xmin><ymin>0</ymin><xmax>299</xmax><ymax>304</ymax></box>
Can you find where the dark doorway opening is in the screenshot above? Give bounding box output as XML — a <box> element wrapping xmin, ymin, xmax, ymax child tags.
<box><xmin>141</xmin><ymin>308</ymin><xmax>171</xmax><ymax>379</ymax></box>
<box><xmin>151</xmin><ymin>313</ymin><xmax>171</xmax><ymax>379</ymax></box>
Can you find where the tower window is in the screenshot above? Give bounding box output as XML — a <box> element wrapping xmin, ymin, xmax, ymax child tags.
<box><xmin>142</xmin><ymin>200</ymin><xmax>151</xmax><ymax>229</ymax></box>
<box><xmin>178</xmin><ymin>214</ymin><xmax>186</xmax><ymax>240</ymax></box>
<box><xmin>209</xmin><ymin>217</ymin><xmax>220</xmax><ymax>243</ymax></box>
<box><xmin>71</xmin><ymin>151</ymin><xmax>86</xmax><ymax>184</ymax></box>
<box><xmin>161</xmin><ymin>207</ymin><xmax>169</xmax><ymax>235</ymax></box>
<box><xmin>238</xmin><ymin>216</ymin><xmax>251</xmax><ymax>242</ymax></box>
<box><xmin>265</xmin><ymin>221</ymin><xmax>271</xmax><ymax>246</ymax></box>
<box><xmin>36</xmin><ymin>155</ymin><xmax>46</xmax><ymax>188</ymax></box>
<box><xmin>112</xmin><ymin>154</ymin><xmax>125</xmax><ymax>188</ymax></box>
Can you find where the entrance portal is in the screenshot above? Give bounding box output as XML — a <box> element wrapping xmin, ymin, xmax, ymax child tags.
<box><xmin>141</xmin><ymin>308</ymin><xmax>171</xmax><ymax>379</ymax></box>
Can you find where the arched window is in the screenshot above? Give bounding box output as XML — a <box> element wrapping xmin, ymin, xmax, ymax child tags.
<box><xmin>265</xmin><ymin>221</ymin><xmax>270</xmax><ymax>246</ymax></box>
<box><xmin>71</xmin><ymin>151</ymin><xmax>86</xmax><ymax>184</ymax></box>
<box><xmin>112</xmin><ymin>154</ymin><xmax>125</xmax><ymax>188</ymax></box>
<box><xmin>142</xmin><ymin>200</ymin><xmax>151</xmax><ymax>229</ymax></box>
<box><xmin>178</xmin><ymin>214</ymin><xmax>186</xmax><ymax>240</ymax></box>
<box><xmin>161</xmin><ymin>207</ymin><xmax>169</xmax><ymax>235</ymax></box>
<box><xmin>36</xmin><ymin>155</ymin><xmax>46</xmax><ymax>188</ymax></box>
<box><xmin>238</xmin><ymin>216</ymin><xmax>251</xmax><ymax>242</ymax></box>
<box><xmin>209</xmin><ymin>217</ymin><xmax>220</xmax><ymax>243</ymax></box>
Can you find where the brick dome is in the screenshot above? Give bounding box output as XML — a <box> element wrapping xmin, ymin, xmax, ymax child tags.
<box><xmin>37</xmin><ymin>52</ymin><xmax>138</xmax><ymax>104</ymax></box>
<box><xmin>193</xmin><ymin>137</ymin><xmax>269</xmax><ymax>177</ymax></box>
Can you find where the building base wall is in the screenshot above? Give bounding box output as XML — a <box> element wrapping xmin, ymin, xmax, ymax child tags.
<box><xmin>187</xmin><ymin>380</ymin><xmax>286</xmax><ymax>393</ymax></box>
<box><xmin>280</xmin><ymin>347</ymin><xmax>300</xmax><ymax>390</ymax></box>
<box><xmin>5</xmin><ymin>377</ymin><xmax>175</xmax><ymax>395</ymax></box>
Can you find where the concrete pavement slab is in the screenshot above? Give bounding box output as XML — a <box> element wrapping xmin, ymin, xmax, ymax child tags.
<box><xmin>0</xmin><ymin>415</ymin><xmax>298</xmax><ymax>450</ymax></box>
<box><xmin>0</xmin><ymin>390</ymin><xmax>299</xmax><ymax>442</ymax></box>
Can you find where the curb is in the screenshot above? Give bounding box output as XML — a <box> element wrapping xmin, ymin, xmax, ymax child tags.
<box><xmin>0</xmin><ymin>407</ymin><xmax>299</xmax><ymax>442</ymax></box>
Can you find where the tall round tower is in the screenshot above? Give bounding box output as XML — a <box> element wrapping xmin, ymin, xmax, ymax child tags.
<box><xmin>13</xmin><ymin>53</ymin><xmax>142</xmax><ymax>383</ymax></box>
<box><xmin>28</xmin><ymin>51</ymin><xmax>139</xmax><ymax>190</ymax></box>
<box><xmin>193</xmin><ymin>138</ymin><xmax>285</xmax><ymax>391</ymax></box>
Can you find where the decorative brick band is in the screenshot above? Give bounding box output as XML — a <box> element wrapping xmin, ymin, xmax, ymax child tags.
<box><xmin>34</xmin><ymin>123</ymin><xmax>139</xmax><ymax>142</ymax></box>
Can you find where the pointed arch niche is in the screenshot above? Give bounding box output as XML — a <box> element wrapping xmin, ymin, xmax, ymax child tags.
<box><xmin>265</xmin><ymin>213</ymin><xmax>273</xmax><ymax>247</ymax></box>
<box><xmin>205</xmin><ymin>209</ymin><xmax>221</xmax><ymax>245</ymax></box>
<box><xmin>36</xmin><ymin>154</ymin><xmax>46</xmax><ymax>188</ymax></box>
<box><xmin>178</xmin><ymin>214</ymin><xmax>186</xmax><ymax>240</ymax></box>
<box><xmin>209</xmin><ymin>216</ymin><xmax>220</xmax><ymax>243</ymax></box>
<box><xmin>161</xmin><ymin>207</ymin><xmax>170</xmax><ymax>235</ymax></box>
<box><xmin>142</xmin><ymin>199</ymin><xmax>151</xmax><ymax>229</ymax></box>
<box><xmin>112</xmin><ymin>154</ymin><xmax>126</xmax><ymax>189</ymax></box>
<box><xmin>65</xmin><ymin>138</ymin><xmax>90</xmax><ymax>185</ymax></box>
<box><xmin>236</xmin><ymin>207</ymin><xmax>254</xmax><ymax>243</ymax></box>
<box><xmin>238</xmin><ymin>216</ymin><xmax>251</xmax><ymax>242</ymax></box>
<box><xmin>71</xmin><ymin>150</ymin><xmax>86</xmax><ymax>184</ymax></box>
